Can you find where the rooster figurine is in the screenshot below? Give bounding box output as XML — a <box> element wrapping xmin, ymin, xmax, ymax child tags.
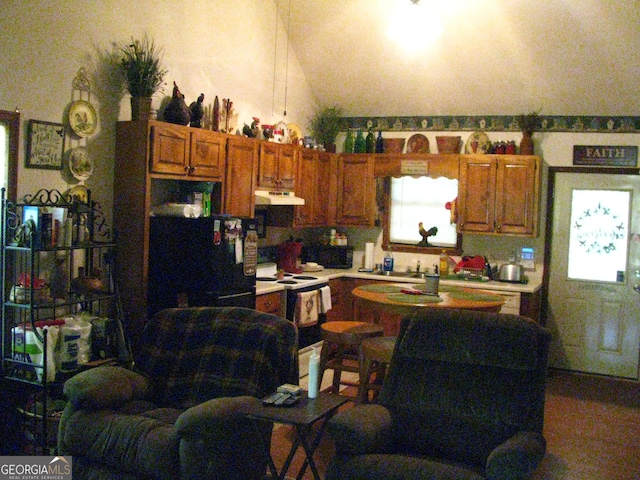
<box><xmin>417</xmin><ymin>222</ymin><xmax>438</xmax><ymax>246</ymax></box>
<box><xmin>189</xmin><ymin>93</ymin><xmax>204</xmax><ymax>128</ymax></box>
<box><xmin>163</xmin><ymin>82</ymin><xmax>190</xmax><ymax>126</ymax></box>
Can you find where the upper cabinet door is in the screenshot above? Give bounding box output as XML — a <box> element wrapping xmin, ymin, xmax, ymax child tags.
<box><xmin>258</xmin><ymin>142</ymin><xmax>279</xmax><ymax>188</ymax></box>
<box><xmin>458</xmin><ymin>155</ymin><xmax>497</xmax><ymax>233</ymax></box>
<box><xmin>495</xmin><ymin>155</ymin><xmax>539</xmax><ymax>235</ymax></box>
<box><xmin>314</xmin><ymin>152</ymin><xmax>333</xmax><ymax>225</ymax></box>
<box><xmin>458</xmin><ymin>154</ymin><xmax>540</xmax><ymax>236</ymax></box>
<box><xmin>336</xmin><ymin>154</ymin><xmax>376</xmax><ymax>226</ymax></box>
<box><xmin>189</xmin><ymin>129</ymin><xmax>226</xmax><ymax>180</ymax></box>
<box><xmin>225</xmin><ymin>136</ymin><xmax>258</xmax><ymax>218</ymax></box>
<box><xmin>294</xmin><ymin>148</ymin><xmax>317</xmax><ymax>226</ymax></box>
<box><xmin>150</xmin><ymin>123</ymin><xmax>190</xmax><ymax>175</ymax></box>
<box><xmin>257</xmin><ymin>142</ymin><xmax>297</xmax><ymax>190</ymax></box>
<box><xmin>277</xmin><ymin>143</ymin><xmax>297</xmax><ymax>190</ymax></box>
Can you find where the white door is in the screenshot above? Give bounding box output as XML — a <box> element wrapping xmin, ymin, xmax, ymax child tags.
<box><xmin>548</xmin><ymin>172</ymin><xmax>640</xmax><ymax>379</ymax></box>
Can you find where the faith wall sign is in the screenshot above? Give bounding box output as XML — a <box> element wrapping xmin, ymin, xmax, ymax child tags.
<box><xmin>573</xmin><ymin>145</ymin><xmax>638</xmax><ymax>167</ymax></box>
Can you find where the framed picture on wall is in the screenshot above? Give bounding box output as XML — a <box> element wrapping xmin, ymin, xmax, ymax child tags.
<box><xmin>26</xmin><ymin>119</ymin><xmax>65</xmax><ymax>169</ymax></box>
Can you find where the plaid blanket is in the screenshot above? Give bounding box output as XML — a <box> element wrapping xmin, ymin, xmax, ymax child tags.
<box><xmin>134</xmin><ymin>307</ymin><xmax>299</xmax><ymax>408</ymax></box>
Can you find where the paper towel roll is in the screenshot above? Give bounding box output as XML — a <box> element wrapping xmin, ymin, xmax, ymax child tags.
<box><xmin>365</xmin><ymin>242</ymin><xmax>375</xmax><ymax>270</ymax></box>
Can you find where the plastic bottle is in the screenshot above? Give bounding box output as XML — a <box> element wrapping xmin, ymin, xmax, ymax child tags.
<box><xmin>308</xmin><ymin>347</ymin><xmax>320</xmax><ymax>398</ymax></box>
<box><xmin>439</xmin><ymin>249</ymin><xmax>449</xmax><ymax>277</ymax></box>
<box><xmin>383</xmin><ymin>250</ymin><xmax>394</xmax><ymax>272</ymax></box>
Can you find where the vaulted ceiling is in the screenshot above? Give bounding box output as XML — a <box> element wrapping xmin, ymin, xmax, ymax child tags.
<box><xmin>279</xmin><ymin>0</ymin><xmax>639</xmax><ymax>117</ymax></box>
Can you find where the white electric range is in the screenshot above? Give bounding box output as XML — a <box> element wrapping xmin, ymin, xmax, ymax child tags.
<box><xmin>256</xmin><ymin>263</ymin><xmax>328</xmax><ymax>349</ymax></box>
<box><xmin>256</xmin><ymin>263</ymin><xmax>328</xmax><ymax>291</ymax></box>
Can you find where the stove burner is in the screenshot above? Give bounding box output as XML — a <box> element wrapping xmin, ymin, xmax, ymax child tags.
<box><xmin>256</xmin><ymin>277</ymin><xmax>277</xmax><ymax>282</ymax></box>
<box><xmin>277</xmin><ymin>280</ymin><xmax>298</xmax><ymax>285</ymax></box>
<box><xmin>292</xmin><ymin>275</ymin><xmax>318</xmax><ymax>280</ymax></box>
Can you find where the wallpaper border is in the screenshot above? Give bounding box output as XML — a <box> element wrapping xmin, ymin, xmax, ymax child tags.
<box><xmin>343</xmin><ymin>115</ymin><xmax>640</xmax><ymax>133</ymax></box>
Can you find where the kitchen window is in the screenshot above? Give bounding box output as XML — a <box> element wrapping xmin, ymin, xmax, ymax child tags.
<box><xmin>381</xmin><ymin>175</ymin><xmax>462</xmax><ymax>254</ymax></box>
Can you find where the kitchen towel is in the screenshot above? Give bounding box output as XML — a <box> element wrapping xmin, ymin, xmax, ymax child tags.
<box><xmin>295</xmin><ymin>290</ymin><xmax>319</xmax><ymax>327</ymax></box>
<box><xmin>364</xmin><ymin>242</ymin><xmax>375</xmax><ymax>270</ymax></box>
<box><xmin>319</xmin><ymin>285</ymin><xmax>332</xmax><ymax>313</ymax></box>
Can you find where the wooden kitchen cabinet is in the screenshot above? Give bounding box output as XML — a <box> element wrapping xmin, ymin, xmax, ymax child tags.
<box><xmin>114</xmin><ymin>121</ymin><xmax>242</xmax><ymax>345</ymax></box>
<box><xmin>295</xmin><ymin>150</ymin><xmax>333</xmax><ymax>227</ymax></box>
<box><xmin>224</xmin><ymin>136</ymin><xmax>258</xmax><ymax>217</ymax></box>
<box><xmin>325</xmin><ymin>278</ymin><xmax>356</xmax><ymax>322</ymax></box>
<box><xmin>335</xmin><ymin>154</ymin><xmax>376</xmax><ymax>226</ymax></box>
<box><xmin>255</xmin><ymin>291</ymin><xmax>284</xmax><ymax>316</ymax></box>
<box><xmin>150</xmin><ymin>121</ymin><xmax>226</xmax><ymax>180</ymax></box>
<box><xmin>458</xmin><ymin>155</ymin><xmax>540</xmax><ymax>236</ymax></box>
<box><xmin>257</xmin><ymin>141</ymin><xmax>297</xmax><ymax>190</ymax></box>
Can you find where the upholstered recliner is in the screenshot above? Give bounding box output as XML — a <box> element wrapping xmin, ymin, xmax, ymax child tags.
<box><xmin>58</xmin><ymin>307</ymin><xmax>298</xmax><ymax>480</ymax></box>
<box><xmin>326</xmin><ymin>309</ymin><xmax>551</xmax><ymax>480</ymax></box>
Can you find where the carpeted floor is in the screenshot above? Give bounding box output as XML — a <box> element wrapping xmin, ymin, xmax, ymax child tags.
<box><xmin>269</xmin><ymin>370</ymin><xmax>640</xmax><ymax>480</ymax></box>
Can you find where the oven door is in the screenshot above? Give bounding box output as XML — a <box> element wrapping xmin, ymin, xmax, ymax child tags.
<box><xmin>286</xmin><ymin>284</ymin><xmax>327</xmax><ymax>349</ymax></box>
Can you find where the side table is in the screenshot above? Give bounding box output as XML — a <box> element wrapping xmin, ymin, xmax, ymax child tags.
<box><xmin>247</xmin><ymin>391</ymin><xmax>349</xmax><ymax>480</ymax></box>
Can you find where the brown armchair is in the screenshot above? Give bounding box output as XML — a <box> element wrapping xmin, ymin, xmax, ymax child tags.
<box><xmin>58</xmin><ymin>307</ymin><xmax>298</xmax><ymax>480</ymax></box>
<box><xmin>326</xmin><ymin>309</ymin><xmax>551</xmax><ymax>480</ymax></box>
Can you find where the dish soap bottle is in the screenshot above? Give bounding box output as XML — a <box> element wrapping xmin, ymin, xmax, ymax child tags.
<box><xmin>439</xmin><ymin>249</ymin><xmax>449</xmax><ymax>277</ymax></box>
<box><xmin>383</xmin><ymin>250</ymin><xmax>394</xmax><ymax>273</ymax></box>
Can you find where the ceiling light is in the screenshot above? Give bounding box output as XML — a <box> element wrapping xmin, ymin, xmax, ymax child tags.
<box><xmin>386</xmin><ymin>1</ymin><xmax>444</xmax><ymax>54</ymax></box>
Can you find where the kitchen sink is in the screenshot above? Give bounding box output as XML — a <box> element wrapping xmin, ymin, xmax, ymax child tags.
<box><xmin>369</xmin><ymin>271</ymin><xmax>425</xmax><ymax>279</ymax></box>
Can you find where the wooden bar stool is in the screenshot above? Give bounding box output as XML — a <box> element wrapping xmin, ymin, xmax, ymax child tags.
<box><xmin>357</xmin><ymin>336</ymin><xmax>397</xmax><ymax>403</ymax></box>
<box><xmin>318</xmin><ymin>321</ymin><xmax>384</xmax><ymax>395</ymax></box>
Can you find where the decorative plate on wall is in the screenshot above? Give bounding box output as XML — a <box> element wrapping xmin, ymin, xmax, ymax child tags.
<box><xmin>68</xmin><ymin>100</ymin><xmax>97</xmax><ymax>137</ymax></box>
<box><xmin>287</xmin><ymin>123</ymin><xmax>302</xmax><ymax>144</ymax></box>
<box><xmin>69</xmin><ymin>146</ymin><xmax>93</xmax><ymax>181</ymax></box>
<box><xmin>406</xmin><ymin>134</ymin><xmax>430</xmax><ymax>153</ymax></box>
<box><xmin>465</xmin><ymin>131</ymin><xmax>490</xmax><ymax>154</ymax></box>
<box><xmin>67</xmin><ymin>184</ymin><xmax>89</xmax><ymax>203</ymax></box>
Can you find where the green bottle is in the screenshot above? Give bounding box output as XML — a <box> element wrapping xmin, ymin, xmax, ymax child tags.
<box><xmin>376</xmin><ymin>130</ymin><xmax>385</xmax><ymax>153</ymax></box>
<box><xmin>365</xmin><ymin>128</ymin><xmax>375</xmax><ymax>153</ymax></box>
<box><xmin>343</xmin><ymin>129</ymin><xmax>354</xmax><ymax>153</ymax></box>
<box><xmin>354</xmin><ymin>129</ymin><xmax>366</xmax><ymax>153</ymax></box>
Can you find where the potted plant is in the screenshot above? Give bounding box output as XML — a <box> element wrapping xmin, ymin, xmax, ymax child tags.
<box><xmin>308</xmin><ymin>105</ymin><xmax>344</xmax><ymax>152</ymax></box>
<box><xmin>518</xmin><ymin>110</ymin><xmax>539</xmax><ymax>155</ymax></box>
<box><xmin>119</xmin><ymin>34</ymin><xmax>168</xmax><ymax>120</ymax></box>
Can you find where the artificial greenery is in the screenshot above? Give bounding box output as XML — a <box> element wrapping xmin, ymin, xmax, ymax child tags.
<box><xmin>119</xmin><ymin>34</ymin><xmax>168</xmax><ymax>97</ymax></box>
<box><xmin>519</xmin><ymin>110</ymin><xmax>540</xmax><ymax>135</ymax></box>
<box><xmin>308</xmin><ymin>105</ymin><xmax>344</xmax><ymax>147</ymax></box>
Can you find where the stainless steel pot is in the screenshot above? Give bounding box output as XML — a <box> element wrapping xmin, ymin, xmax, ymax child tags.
<box><xmin>498</xmin><ymin>263</ymin><xmax>525</xmax><ymax>283</ymax></box>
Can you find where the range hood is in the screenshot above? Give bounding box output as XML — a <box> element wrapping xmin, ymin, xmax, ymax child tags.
<box><xmin>255</xmin><ymin>190</ymin><xmax>305</xmax><ymax>206</ymax></box>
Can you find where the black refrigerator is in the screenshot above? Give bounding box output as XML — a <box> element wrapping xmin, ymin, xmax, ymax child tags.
<box><xmin>148</xmin><ymin>215</ymin><xmax>258</xmax><ymax>317</ymax></box>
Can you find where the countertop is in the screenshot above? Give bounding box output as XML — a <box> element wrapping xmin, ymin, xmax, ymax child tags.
<box><xmin>256</xmin><ymin>267</ymin><xmax>543</xmax><ymax>296</ymax></box>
